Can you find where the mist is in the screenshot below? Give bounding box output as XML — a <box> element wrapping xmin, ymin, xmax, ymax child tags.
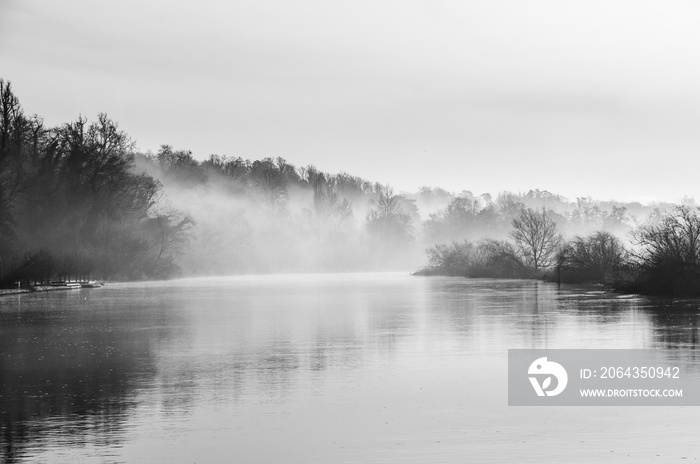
<box><xmin>133</xmin><ymin>149</ymin><xmax>427</xmax><ymax>274</ymax></box>
<box><xmin>132</xmin><ymin>145</ymin><xmax>670</xmax><ymax>278</ymax></box>
<box><xmin>0</xmin><ymin>77</ymin><xmax>689</xmax><ymax>287</ymax></box>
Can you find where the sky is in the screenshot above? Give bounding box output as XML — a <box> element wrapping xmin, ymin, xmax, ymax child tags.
<box><xmin>2</xmin><ymin>0</ymin><xmax>700</xmax><ymax>203</ymax></box>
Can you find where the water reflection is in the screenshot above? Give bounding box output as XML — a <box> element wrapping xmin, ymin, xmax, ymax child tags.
<box><xmin>1</xmin><ymin>274</ymin><xmax>700</xmax><ymax>463</ymax></box>
<box><xmin>0</xmin><ymin>290</ymin><xmax>181</xmax><ymax>463</ymax></box>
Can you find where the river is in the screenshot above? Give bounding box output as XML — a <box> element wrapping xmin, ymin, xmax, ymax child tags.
<box><xmin>1</xmin><ymin>273</ymin><xmax>699</xmax><ymax>463</ymax></box>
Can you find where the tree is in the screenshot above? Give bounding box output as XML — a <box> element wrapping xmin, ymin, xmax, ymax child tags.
<box><xmin>311</xmin><ymin>173</ymin><xmax>352</xmax><ymax>233</ymax></box>
<box><xmin>250</xmin><ymin>157</ymin><xmax>290</xmax><ymax>214</ymax></box>
<box><xmin>0</xmin><ymin>80</ymin><xmax>30</xmax><ymax>244</ymax></box>
<box><xmin>511</xmin><ymin>207</ymin><xmax>561</xmax><ymax>271</ymax></box>
<box><xmin>155</xmin><ymin>145</ymin><xmax>206</xmax><ymax>185</ymax></box>
<box><xmin>366</xmin><ymin>185</ymin><xmax>413</xmax><ymax>243</ymax></box>
<box><xmin>630</xmin><ymin>205</ymin><xmax>700</xmax><ymax>294</ymax></box>
<box><xmin>143</xmin><ymin>212</ymin><xmax>194</xmax><ymax>278</ymax></box>
<box><xmin>634</xmin><ymin>206</ymin><xmax>700</xmax><ymax>266</ymax></box>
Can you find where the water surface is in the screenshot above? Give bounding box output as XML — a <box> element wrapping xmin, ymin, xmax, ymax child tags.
<box><xmin>2</xmin><ymin>273</ymin><xmax>700</xmax><ymax>463</ymax></box>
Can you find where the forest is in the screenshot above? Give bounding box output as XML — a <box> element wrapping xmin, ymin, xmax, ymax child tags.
<box><xmin>1</xmin><ymin>79</ymin><xmax>699</xmax><ymax>295</ymax></box>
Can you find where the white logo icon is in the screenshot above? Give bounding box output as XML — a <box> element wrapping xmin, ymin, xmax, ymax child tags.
<box><xmin>528</xmin><ymin>357</ymin><xmax>568</xmax><ymax>397</ymax></box>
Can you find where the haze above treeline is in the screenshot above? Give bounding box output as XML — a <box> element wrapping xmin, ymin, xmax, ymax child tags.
<box><xmin>0</xmin><ymin>79</ymin><xmax>692</xmax><ymax>285</ymax></box>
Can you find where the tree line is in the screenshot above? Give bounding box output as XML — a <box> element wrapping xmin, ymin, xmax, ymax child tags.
<box><xmin>2</xmin><ymin>78</ymin><xmax>698</xmax><ymax>295</ymax></box>
<box><xmin>422</xmin><ymin>204</ymin><xmax>700</xmax><ymax>296</ymax></box>
<box><xmin>0</xmin><ymin>80</ymin><xmax>191</xmax><ymax>285</ymax></box>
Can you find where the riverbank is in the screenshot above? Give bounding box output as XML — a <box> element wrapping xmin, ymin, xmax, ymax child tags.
<box><xmin>0</xmin><ymin>282</ymin><xmax>104</xmax><ymax>297</ymax></box>
<box><xmin>412</xmin><ymin>266</ymin><xmax>631</xmax><ymax>296</ymax></box>
<box><xmin>0</xmin><ymin>288</ymin><xmax>31</xmax><ymax>296</ymax></box>
<box><xmin>31</xmin><ymin>285</ymin><xmax>82</xmax><ymax>292</ymax></box>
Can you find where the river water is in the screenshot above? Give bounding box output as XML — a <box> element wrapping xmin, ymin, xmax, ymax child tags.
<box><xmin>1</xmin><ymin>273</ymin><xmax>699</xmax><ymax>463</ymax></box>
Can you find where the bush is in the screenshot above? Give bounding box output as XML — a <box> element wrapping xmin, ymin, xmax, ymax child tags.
<box><xmin>423</xmin><ymin>239</ymin><xmax>529</xmax><ymax>278</ymax></box>
<box><xmin>472</xmin><ymin>239</ymin><xmax>529</xmax><ymax>278</ymax></box>
<box><xmin>425</xmin><ymin>240</ymin><xmax>475</xmax><ymax>276</ymax></box>
<box><xmin>626</xmin><ymin>206</ymin><xmax>700</xmax><ymax>295</ymax></box>
<box><xmin>558</xmin><ymin>231</ymin><xmax>629</xmax><ymax>285</ymax></box>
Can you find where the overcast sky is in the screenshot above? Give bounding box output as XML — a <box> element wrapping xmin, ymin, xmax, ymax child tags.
<box><xmin>2</xmin><ymin>0</ymin><xmax>700</xmax><ymax>203</ymax></box>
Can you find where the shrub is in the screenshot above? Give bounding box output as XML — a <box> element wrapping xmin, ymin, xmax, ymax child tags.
<box><xmin>558</xmin><ymin>231</ymin><xmax>629</xmax><ymax>285</ymax></box>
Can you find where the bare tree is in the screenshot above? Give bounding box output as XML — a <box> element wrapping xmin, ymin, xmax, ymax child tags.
<box><xmin>634</xmin><ymin>205</ymin><xmax>700</xmax><ymax>269</ymax></box>
<box><xmin>370</xmin><ymin>185</ymin><xmax>402</xmax><ymax>217</ymax></box>
<box><xmin>629</xmin><ymin>205</ymin><xmax>700</xmax><ymax>295</ymax></box>
<box><xmin>511</xmin><ymin>207</ymin><xmax>561</xmax><ymax>270</ymax></box>
<box><xmin>366</xmin><ymin>185</ymin><xmax>413</xmax><ymax>243</ymax></box>
<box><xmin>250</xmin><ymin>157</ymin><xmax>289</xmax><ymax>214</ymax></box>
<box><xmin>0</xmin><ymin>80</ymin><xmax>28</xmax><ymax>239</ymax></box>
<box><xmin>312</xmin><ymin>173</ymin><xmax>352</xmax><ymax>234</ymax></box>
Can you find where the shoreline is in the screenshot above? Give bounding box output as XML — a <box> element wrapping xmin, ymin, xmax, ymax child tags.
<box><xmin>0</xmin><ymin>283</ymin><xmax>103</xmax><ymax>297</ymax></box>
<box><xmin>0</xmin><ymin>288</ymin><xmax>32</xmax><ymax>296</ymax></box>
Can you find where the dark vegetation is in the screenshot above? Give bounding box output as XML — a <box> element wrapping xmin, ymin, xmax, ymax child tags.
<box><xmin>0</xmin><ymin>80</ymin><xmax>423</xmax><ymax>283</ymax></box>
<box><xmin>0</xmin><ymin>81</ymin><xmax>192</xmax><ymax>284</ymax></box>
<box><xmin>2</xmin><ymin>78</ymin><xmax>700</xmax><ymax>295</ymax></box>
<box><xmin>625</xmin><ymin>206</ymin><xmax>700</xmax><ymax>295</ymax></box>
<box><xmin>423</xmin><ymin>205</ymin><xmax>700</xmax><ymax>296</ymax></box>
